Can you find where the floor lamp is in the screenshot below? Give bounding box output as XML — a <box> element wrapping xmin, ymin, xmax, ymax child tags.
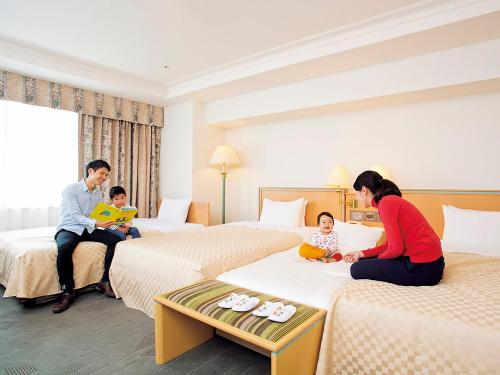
<box><xmin>210</xmin><ymin>145</ymin><xmax>240</xmax><ymax>224</ymax></box>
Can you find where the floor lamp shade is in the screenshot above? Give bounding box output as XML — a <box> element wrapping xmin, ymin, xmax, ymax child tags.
<box><xmin>209</xmin><ymin>145</ymin><xmax>241</xmax><ymax>167</ymax></box>
<box><xmin>210</xmin><ymin>145</ymin><xmax>240</xmax><ymax>224</ymax></box>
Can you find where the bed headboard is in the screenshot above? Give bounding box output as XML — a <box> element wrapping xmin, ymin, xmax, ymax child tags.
<box><xmin>259</xmin><ymin>187</ymin><xmax>343</xmax><ymax>226</ymax></box>
<box><xmin>345</xmin><ymin>189</ymin><xmax>500</xmax><ymax>238</ymax></box>
<box><xmin>186</xmin><ymin>202</ymin><xmax>210</xmax><ymax>226</ymax></box>
<box><xmin>156</xmin><ymin>200</ymin><xmax>210</xmax><ymax>226</ymax></box>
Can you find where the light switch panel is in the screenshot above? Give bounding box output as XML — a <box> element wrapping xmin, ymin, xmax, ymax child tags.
<box><xmin>364</xmin><ymin>211</ymin><xmax>380</xmax><ymax>222</ymax></box>
<box><xmin>349</xmin><ymin>210</ymin><xmax>381</xmax><ymax>222</ymax></box>
<box><xmin>350</xmin><ymin>211</ymin><xmax>365</xmax><ymax>221</ymax></box>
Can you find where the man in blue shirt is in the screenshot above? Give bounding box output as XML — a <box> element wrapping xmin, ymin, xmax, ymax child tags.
<box><xmin>53</xmin><ymin>160</ymin><xmax>122</xmax><ymax>314</ymax></box>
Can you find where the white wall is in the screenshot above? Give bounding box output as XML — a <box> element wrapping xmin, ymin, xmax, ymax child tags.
<box><xmin>191</xmin><ymin>102</ymin><xmax>225</xmax><ymax>225</ymax></box>
<box><xmin>160</xmin><ymin>102</ymin><xmax>193</xmax><ymax>199</ymax></box>
<box><xmin>224</xmin><ymin>92</ymin><xmax>500</xmax><ymax>222</ymax></box>
<box><xmin>160</xmin><ymin>101</ymin><xmax>225</xmax><ymax>224</ymax></box>
<box><xmin>205</xmin><ymin>39</ymin><xmax>500</xmax><ymax>126</ymax></box>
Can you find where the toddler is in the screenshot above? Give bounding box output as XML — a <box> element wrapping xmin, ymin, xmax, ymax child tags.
<box><xmin>299</xmin><ymin>211</ymin><xmax>342</xmax><ymax>262</ymax></box>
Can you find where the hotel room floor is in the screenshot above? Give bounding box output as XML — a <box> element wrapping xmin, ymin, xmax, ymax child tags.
<box><xmin>0</xmin><ymin>287</ymin><xmax>269</xmax><ymax>375</ymax></box>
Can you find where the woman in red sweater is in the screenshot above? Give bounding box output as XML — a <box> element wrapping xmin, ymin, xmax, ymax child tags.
<box><xmin>344</xmin><ymin>171</ymin><xmax>444</xmax><ymax>286</ymax></box>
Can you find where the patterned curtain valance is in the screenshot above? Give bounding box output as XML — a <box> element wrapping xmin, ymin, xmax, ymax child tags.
<box><xmin>0</xmin><ymin>70</ymin><xmax>163</xmax><ymax>127</ymax></box>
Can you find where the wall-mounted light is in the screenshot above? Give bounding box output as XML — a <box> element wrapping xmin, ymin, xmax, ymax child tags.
<box><xmin>327</xmin><ymin>166</ymin><xmax>357</xmax><ymax>221</ymax></box>
<box><xmin>369</xmin><ymin>165</ymin><xmax>391</xmax><ymax>179</ymax></box>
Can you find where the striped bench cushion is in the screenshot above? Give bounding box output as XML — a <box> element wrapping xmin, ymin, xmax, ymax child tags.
<box><xmin>162</xmin><ymin>279</ymin><xmax>320</xmax><ymax>343</ymax></box>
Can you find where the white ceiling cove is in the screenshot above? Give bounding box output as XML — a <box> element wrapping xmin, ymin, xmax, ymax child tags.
<box><xmin>0</xmin><ymin>0</ymin><xmax>498</xmax><ymax>105</ymax></box>
<box><xmin>0</xmin><ymin>0</ymin><xmax>422</xmax><ymax>83</ymax></box>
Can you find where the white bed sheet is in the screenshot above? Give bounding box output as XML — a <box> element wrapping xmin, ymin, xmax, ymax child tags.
<box><xmin>216</xmin><ymin>246</ymin><xmax>352</xmax><ymax>310</ymax></box>
<box><xmin>218</xmin><ymin>232</ymin><xmax>476</xmax><ymax>311</ymax></box>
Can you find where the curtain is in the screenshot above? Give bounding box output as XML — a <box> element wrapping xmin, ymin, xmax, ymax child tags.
<box><xmin>79</xmin><ymin>114</ymin><xmax>161</xmax><ymax>218</ymax></box>
<box><xmin>0</xmin><ymin>70</ymin><xmax>163</xmax><ymax>127</ymax></box>
<box><xmin>0</xmin><ymin>69</ymin><xmax>164</xmax><ymax>229</ymax></box>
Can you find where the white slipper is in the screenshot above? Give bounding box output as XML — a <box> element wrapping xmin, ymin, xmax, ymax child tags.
<box><xmin>268</xmin><ymin>305</ymin><xmax>297</xmax><ymax>323</ymax></box>
<box><xmin>218</xmin><ymin>292</ymin><xmax>240</xmax><ymax>308</ymax></box>
<box><xmin>232</xmin><ymin>295</ymin><xmax>260</xmax><ymax>312</ymax></box>
<box><xmin>252</xmin><ymin>301</ymin><xmax>284</xmax><ymax>317</ymax></box>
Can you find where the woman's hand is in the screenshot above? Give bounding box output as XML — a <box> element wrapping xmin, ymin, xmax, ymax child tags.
<box><xmin>343</xmin><ymin>251</ymin><xmax>364</xmax><ymax>263</ymax></box>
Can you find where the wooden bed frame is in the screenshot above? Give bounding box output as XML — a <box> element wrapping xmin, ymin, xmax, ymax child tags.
<box><xmin>259</xmin><ymin>188</ymin><xmax>342</xmax><ymax>226</ymax></box>
<box><xmin>157</xmin><ymin>200</ymin><xmax>210</xmax><ymax>226</ymax></box>
<box><xmin>186</xmin><ymin>203</ymin><xmax>210</xmax><ymax>226</ymax></box>
<box><xmin>258</xmin><ymin>187</ymin><xmax>500</xmax><ymax>238</ymax></box>
<box><xmin>346</xmin><ymin>189</ymin><xmax>500</xmax><ymax>238</ymax></box>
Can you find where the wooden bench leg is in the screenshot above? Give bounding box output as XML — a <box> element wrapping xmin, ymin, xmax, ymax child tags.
<box><xmin>155</xmin><ymin>303</ymin><xmax>214</xmax><ymax>364</ymax></box>
<box><xmin>271</xmin><ymin>319</ymin><xmax>324</xmax><ymax>375</ymax></box>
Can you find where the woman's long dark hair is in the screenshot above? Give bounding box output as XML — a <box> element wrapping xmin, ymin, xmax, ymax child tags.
<box><xmin>353</xmin><ymin>170</ymin><xmax>402</xmax><ymax>204</ymax></box>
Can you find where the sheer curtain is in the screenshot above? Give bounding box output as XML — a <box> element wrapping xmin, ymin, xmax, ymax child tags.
<box><xmin>0</xmin><ymin>100</ymin><xmax>78</xmax><ymax>231</ymax></box>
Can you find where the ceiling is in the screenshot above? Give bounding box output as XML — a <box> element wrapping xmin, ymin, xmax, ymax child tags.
<box><xmin>0</xmin><ymin>0</ymin><xmax>423</xmax><ymax>86</ymax></box>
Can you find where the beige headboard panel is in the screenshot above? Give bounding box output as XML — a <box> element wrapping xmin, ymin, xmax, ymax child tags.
<box><xmin>157</xmin><ymin>200</ymin><xmax>210</xmax><ymax>226</ymax></box>
<box><xmin>346</xmin><ymin>189</ymin><xmax>500</xmax><ymax>238</ymax></box>
<box><xmin>259</xmin><ymin>187</ymin><xmax>343</xmax><ymax>226</ymax></box>
<box><xmin>186</xmin><ymin>202</ymin><xmax>210</xmax><ymax>226</ymax></box>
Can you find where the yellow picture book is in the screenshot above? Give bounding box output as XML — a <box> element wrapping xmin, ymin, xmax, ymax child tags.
<box><xmin>90</xmin><ymin>202</ymin><xmax>138</xmax><ymax>224</ymax></box>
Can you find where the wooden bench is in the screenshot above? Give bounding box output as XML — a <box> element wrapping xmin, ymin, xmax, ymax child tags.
<box><xmin>154</xmin><ymin>279</ymin><xmax>326</xmax><ymax>375</ymax></box>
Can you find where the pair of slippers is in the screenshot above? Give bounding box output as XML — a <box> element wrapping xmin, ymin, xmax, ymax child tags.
<box><xmin>218</xmin><ymin>293</ymin><xmax>296</xmax><ymax>322</ymax></box>
<box><xmin>218</xmin><ymin>293</ymin><xmax>260</xmax><ymax>311</ymax></box>
<box><xmin>252</xmin><ymin>301</ymin><xmax>297</xmax><ymax>322</ymax></box>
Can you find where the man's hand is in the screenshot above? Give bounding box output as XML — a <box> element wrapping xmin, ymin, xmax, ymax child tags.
<box><xmin>96</xmin><ymin>221</ymin><xmax>114</xmax><ymax>229</ymax></box>
<box><xmin>343</xmin><ymin>251</ymin><xmax>364</xmax><ymax>263</ymax></box>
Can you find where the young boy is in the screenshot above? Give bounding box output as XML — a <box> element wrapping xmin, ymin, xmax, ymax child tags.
<box><xmin>299</xmin><ymin>211</ymin><xmax>342</xmax><ymax>262</ymax></box>
<box><xmin>53</xmin><ymin>160</ymin><xmax>122</xmax><ymax>314</ymax></box>
<box><xmin>107</xmin><ymin>186</ymin><xmax>141</xmax><ymax>240</ymax></box>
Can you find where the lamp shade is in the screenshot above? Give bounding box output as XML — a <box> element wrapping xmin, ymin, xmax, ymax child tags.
<box><xmin>209</xmin><ymin>145</ymin><xmax>240</xmax><ymax>166</ymax></box>
<box><xmin>369</xmin><ymin>165</ymin><xmax>391</xmax><ymax>179</ymax></box>
<box><xmin>328</xmin><ymin>166</ymin><xmax>349</xmax><ymax>188</ymax></box>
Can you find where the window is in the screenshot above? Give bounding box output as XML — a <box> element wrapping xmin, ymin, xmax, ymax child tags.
<box><xmin>0</xmin><ymin>100</ymin><xmax>78</xmax><ymax>230</ymax></box>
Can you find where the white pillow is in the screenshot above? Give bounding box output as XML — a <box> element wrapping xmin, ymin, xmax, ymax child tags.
<box><xmin>334</xmin><ymin>220</ymin><xmax>384</xmax><ymax>251</ymax></box>
<box><xmin>296</xmin><ymin>226</ymin><xmax>319</xmax><ymax>242</ymax></box>
<box><xmin>296</xmin><ymin>221</ymin><xmax>384</xmax><ymax>251</ymax></box>
<box><xmin>442</xmin><ymin>205</ymin><xmax>500</xmax><ymax>256</ymax></box>
<box><xmin>440</xmin><ymin>240</ymin><xmax>498</xmax><ymax>257</ymax></box>
<box><xmin>299</xmin><ymin>200</ymin><xmax>308</xmax><ymax>227</ymax></box>
<box><xmin>157</xmin><ymin>198</ymin><xmax>191</xmax><ymax>224</ymax></box>
<box><xmin>259</xmin><ymin>198</ymin><xmax>304</xmax><ymax>228</ymax></box>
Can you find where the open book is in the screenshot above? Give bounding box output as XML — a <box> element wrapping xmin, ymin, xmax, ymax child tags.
<box><xmin>90</xmin><ymin>202</ymin><xmax>138</xmax><ymax>224</ymax></box>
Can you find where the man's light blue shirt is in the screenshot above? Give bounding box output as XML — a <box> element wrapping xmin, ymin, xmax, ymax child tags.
<box><xmin>56</xmin><ymin>179</ymin><xmax>102</xmax><ymax>235</ymax></box>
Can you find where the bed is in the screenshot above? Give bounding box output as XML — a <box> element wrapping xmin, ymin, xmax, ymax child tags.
<box><xmin>217</xmin><ymin>242</ymin><xmax>352</xmax><ymax>310</ymax></box>
<box><xmin>216</xmin><ymin>189</ymin><xmax>500</xmax><ymax>375</ymax></box>
<box><xmin>109</xmin><ymin>224</ymin><xmax>303</xmax><ymax>317</ymax></box>
<box><xmin>109</xmin><ymin>188</ymin><xmax>351</xmax><ymax>318</ymax></box>
<box><xmin>216</xmin><ymin>243</ymin><xmax>500</xmax><ymax>374</ymax></box>
<box><xmin>0</xmin><ymin>202</ymin><xmax>209</xmax><ymax>301</ymax></box>
<box><xmin>316</xmin><ymin>250</ymin><xmax>500</xmax><ymax>375</ymax></box>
